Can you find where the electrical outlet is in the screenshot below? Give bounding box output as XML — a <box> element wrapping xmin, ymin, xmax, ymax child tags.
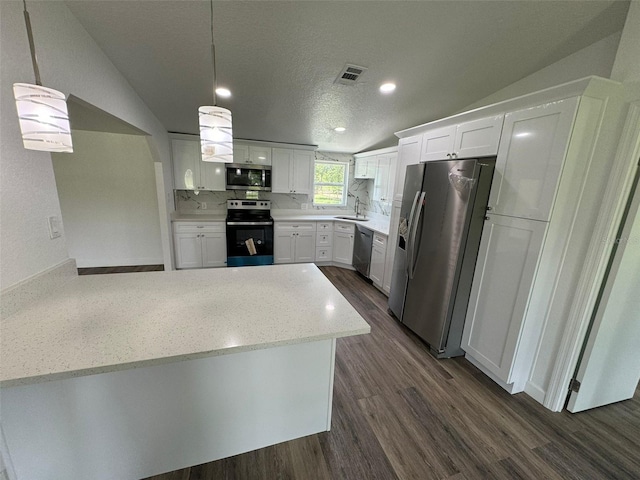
<box><xmin>201</xmin><ymin>202</ymin><xmax>207</xmax><ymax>209</ymax></box>
<box><xmin>48</xmin><ymin>216</ymin><xmax>61</xmax><ymax>239</ymax></box>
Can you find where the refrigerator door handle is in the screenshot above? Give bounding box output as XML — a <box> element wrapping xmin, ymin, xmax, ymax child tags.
<box><xmin>405</xmin><ymin>191</ymin><xmax>421</xmax><ymax>276</ymax></box>
<box><xmin>408</xmin><ymin>192</ymin><xmax>426</xmax><ymax>280</ymax></box>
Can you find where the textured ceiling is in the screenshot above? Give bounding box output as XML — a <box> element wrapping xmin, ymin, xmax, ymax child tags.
<box><xmin>65</xmin><ymin>0</ymin><xmax>629</xmax><ymax>153</ymax></box>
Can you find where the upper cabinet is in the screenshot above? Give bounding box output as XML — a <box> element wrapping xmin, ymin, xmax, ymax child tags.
<box><xmin>420</xmin><ymin>116</ymin><xmax>504</xmax><ymax>162</ymax></box>
<box><xmin>272</xmin><ymin>148</ymin><xmax>314</xmax><ymax>194</ymax></box>
<box><xmin>373</xmin><ymin>154</ymin><xmax>397</xmax><ymax>204</ymax></box>
<box><xmin>233</xmin><ymin>142</ymin><xmax>271</xmax><ymax>165</ymax></box>
<box><xmin>172</xmin><ymin>135</ymin><xmax>225</xmax><ymax>191</ymax></box>
<box><xmin>488</xmin><ymin>98</ymin><xmax>579</xmax><ymax>221</ymax></box>
<box><xmin>354</xmin><ymin>157</ymin><xmax>377</xmax><ymax>179</ymax></box>
<box><xmin>394</xmin><ymin>134</ymin><xmax>423</xmax><ymax>202</ymax></box>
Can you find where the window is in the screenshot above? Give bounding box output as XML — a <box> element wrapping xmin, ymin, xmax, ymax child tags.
<box><xmin>313</xmin><ymin>161</ymin><xmax>349</xmax><ymax>206</ymax></box>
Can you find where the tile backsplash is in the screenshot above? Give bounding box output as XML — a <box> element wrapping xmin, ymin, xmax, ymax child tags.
<box><xmin>175</xmin><ymin>151</ymin><xmax>391</xmax><ymax>216</ymax></box>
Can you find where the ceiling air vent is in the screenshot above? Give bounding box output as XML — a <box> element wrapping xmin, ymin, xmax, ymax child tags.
<box><xmin>335</xmin><ymin>64</ymin><xmax>368</xmax><ymax>85</ymax></box>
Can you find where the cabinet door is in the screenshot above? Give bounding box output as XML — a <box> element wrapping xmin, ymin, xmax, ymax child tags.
<box><xmin>172</xmin><ymin>139</ymin><xmax>200</xmax><ymax>190</ymax></box>
<box><xmin>233</xmin><ymin>143</ymin><xmax>250</xmax><ymax>164</ymax></box>
<box><xmin>174</xmin><ymin>233</ymin><xmax>203</xmax><ymax>269</ymax></box>
<box><xmin>454</xmin><ymin>115</ymin><xmax>504</xmax><ymax>158</ymax></box>
<box><xmin>316</xmin><ymin>231</ymin><xmax>332</xmax><ymax>247</ymax></box>
<box><xmin>383</xmin><ymin>201</ymin><xmax>401</xmax><ymax>294</ymax></box>
<box><xmin>373</xmin><ymin>155</ymin><xmax>391</xmax><ymax>203</ymax></box>
<box><xmin>489</xmin><ymin>97</ymin><xmax>579</xmax><ymax>221</ymax></box>
<box><xmin>200</xmin><ymin>162</ymin><xmax>226</xmax><ymax>191</ymax></box>
<box><xmin>365</xmin><ymin>157</ymin><xmax>378</xmax><ymax>179</ymax></box>
<box><xmin>201</xmin><ymin>232</ymin><xmax>226</xmax><ymax>268</ymax></box>
<box><xmin>274</xmin><ymin>231</ymin><xmax>295</xmax><ymax>263</ymax></box>
<box><xmin>370</xmin><ymin>244</ymin><xmax>386</xmax><ymax>287</ymax></box>
<box><xmin>333</xmin><ymin>231</ymin><xmax>354</xmax><ymax>264</ymax></box>
<box><xmin>421</xmin><ymin>125</ymin><xmax>456</xmax><ymax>162</ymax></box>
<box><xmin>354</xmin><ymin>158</ymin><xmax>369</xmax><ymax>179</ymax></box>
<box><xmin>272</xmin><ymin>148</ymin><xmax>293</xmax><ymax>193</ymax></box>
<box><xmin>249</xmin><ymin>146</ymin><xmax>272</xmax><ymax>165</ymax></box>
<box><xmin>294</xmin><ymin>231</ymin><xmax>316</xmax><ymax>263</ymax></box>
<box><xmin>395</xmin><ymin>135</ymin><xmax>423</xmax><ymax>202</ymax></box>
<box><xmin>462</xmin><ymin>215</ymin><xmax>547</xmax><ymax>384</ymax></box>
<box><xmin>292</xmin><ymin>150</ymin><xmax>314</xmax><ymax>194</ymax></box>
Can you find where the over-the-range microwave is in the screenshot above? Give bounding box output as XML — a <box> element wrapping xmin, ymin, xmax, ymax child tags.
<box><xmin>225</xmin><ymin>164</ymin><xmax>271</xmax><ymax>191</ymax></box>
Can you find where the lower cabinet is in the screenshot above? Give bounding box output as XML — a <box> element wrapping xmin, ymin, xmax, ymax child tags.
<box><xmin>174</xmin><ymin>222</ymin><xmax>226</xmax><ymax>269</ymax></box>
<box><xmin>461</xmin><ymin>214</ymin><xmax>547</xmax><ymax>387</ymax></box>
<box><xmin>333</xmin><ymin>222</ymin><xmax>355</xmax><ymax>264</ymax></box>
<box><xmin>370</xmin><ymin>233</ymin><xmax>387</xmax><ymax>288</ymax></box>
<box><xmin>315</xmin><ymin>222</ymin><xmax>333</xmax><ymax>262</ymax></box>
<box><xmin>274</xmin><ymin>222</ymin><xmax>316</xmax><ymax>263</ymax></box>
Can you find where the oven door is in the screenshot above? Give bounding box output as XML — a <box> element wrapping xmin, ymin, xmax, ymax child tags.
<box><xmin>226</xmin><ymin>221</ymin><xmax>274</xmax><ymax>266</ymax></box>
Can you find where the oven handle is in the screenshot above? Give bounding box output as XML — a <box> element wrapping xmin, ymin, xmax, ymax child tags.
<box><xmin>226</xmin><ymin>221</ymin><xmax>274</xmax><ymax>226</ymax></box>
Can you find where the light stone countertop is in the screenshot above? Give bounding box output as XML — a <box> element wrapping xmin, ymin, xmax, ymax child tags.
<box><xmin>0</xmin><ymin>264</ymin><xmax>370</xmax><ymax>387</ymax></box>
<box><xmin>171</xmin><ymin>212</ymin><xmax>226</xmax><ymax>222</ymax></box>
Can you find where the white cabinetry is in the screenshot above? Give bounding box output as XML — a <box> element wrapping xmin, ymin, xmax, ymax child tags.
<box><xmin>383</xmin><ymin>201</ymin><xmax>401</xmax><ymax>294</ymax></box>
<box><xmin>488</xmin><ymin>99</ymin><xmax>579</xmax><ymax>221</ymax></box>
<box><xmin>274</xmin><ymin>222</ymin><xmax>316</xmax><ymax>263</ymax></box>
<box><xmin>315</xmin><ymin>222</ymin><xmax>333</xmax><ymax>262</ymax></box>
<box><xmin>233</xmin><ymin>142</ymin><xmax>271</xmax><ymax>165</ymax></box>
<box><xmin>333</xmin><ymin>222</ymin><xmax>355</xmax><ymax>264</ymax></box>
<box><xmin>370</xmin><ymin>233</ymin><xmax>387</xmax><ymax>288</ymax></box>
<box><xmin>394</xmin><ymin>135</ymin><xmax>423</xmax><ymax>202</ymax></box>
<box><xmin>354</xmin><ymin>157</ymin><xmax>377</xmax><ymax>179</ymax></box>
<box><xmin>172</xmin><ymin>135</ymin><xmax>225</xmax><ymax>191</ymax></box>
<box><xmin>272</xmin><ymin>148</ymin><xmax>314</xmax><ymax>194</ymax></box>
<box><xmin>420</xmin><ymin>116</ymin><xmax>503</xmax><ymax>162</ymax></box>
<box><xmin>462</xmin><ymin>216</ymin><xmax>547</xmax><ymax>385</ymax></box>
<box><xmin>373</xmin><ymin>154</ymin><xmax>397</xmax><ymax>204</ymax></box>
<box><xmin>174</xmin><ymin>222</ymin><xmax>226</xmax><ymax>269</ymax></box>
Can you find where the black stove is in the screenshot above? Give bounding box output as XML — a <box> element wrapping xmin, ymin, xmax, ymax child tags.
<box><xmin>225</xmin><ymin>200</ymin><xmax>274</xmax><ymax>267</ymax></box>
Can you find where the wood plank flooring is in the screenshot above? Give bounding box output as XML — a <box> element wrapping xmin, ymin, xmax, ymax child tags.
<box><xmin>145</xmin><ymin>266</ymin><xmax>640</xmax><ymax>480</ymax></box>
<box><xmin>77</xmin><ymin>264</ymin><xmax>164</xmax><ymax>275</ymax></box>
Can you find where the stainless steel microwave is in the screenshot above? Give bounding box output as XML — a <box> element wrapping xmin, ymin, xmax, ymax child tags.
<box><xmin>225</xmin><ymin>164</ymin><xmax>272</xmax><ymax>191</ymax></box>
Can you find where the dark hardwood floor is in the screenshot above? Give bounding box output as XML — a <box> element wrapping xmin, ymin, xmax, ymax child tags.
<box><xmin>145</xmin><ymin>266</ymin><xmax>640</xmax><ymax>480</ymax></box>
<box><xmin>77</xmin><ymin>264</ymin><xmax>164</xmax><ymax>275</ymax></box>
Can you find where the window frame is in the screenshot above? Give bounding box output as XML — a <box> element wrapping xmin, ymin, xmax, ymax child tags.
<box><xmin>312</xmin><ymin>160</ymin><xmax>350</xmax><ymax>207</ymax></box>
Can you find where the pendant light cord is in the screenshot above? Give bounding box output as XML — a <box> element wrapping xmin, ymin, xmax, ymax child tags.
<box><xmin>210</xmin><ymin>0</ymin><xmax>217</xmax><ymax>106</ymax></box>
<box><xmin>22</xmin><ymin>0</ymin><xmax>42</xmax><ymax>86</ymax></box>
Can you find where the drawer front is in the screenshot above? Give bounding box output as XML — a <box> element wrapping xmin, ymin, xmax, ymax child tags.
<box><xmin>315</xmin><ymin>247</ymin><xmax>333</xmax><ymax>261</ymax></box>
<box><xmin>334</xmin><ymin>222</ymin><xmax>355</xmax><ymax>233</ymax></box>
<box><xmin>317</xmin><ymin>222</ymin><xmax>334</xmax><ymax>232</ymax></box>
<box><xmin>275</xmin><ymin>222</ymin><xmax>317</xmax><ymax>232</ymax></box>
<box><xmin>373</xmin><ymin>233</ymin><xmax>387</xmax><ymax>247</ymax></box>
<box><xmin>174</xmin><ymin>222</ymin><xmax>225</xmax><ymax>234</ymax></box>
<box><xmin>316</xmin><ymin>232</ymin><xmax>333</xmax><ymax>247</ymax></box>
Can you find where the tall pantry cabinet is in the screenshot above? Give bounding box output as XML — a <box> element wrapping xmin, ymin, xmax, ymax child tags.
<box><xmin>460</xmin><ymin>79</ymin><xmax>626</xmax><ymax>401</ymax></box>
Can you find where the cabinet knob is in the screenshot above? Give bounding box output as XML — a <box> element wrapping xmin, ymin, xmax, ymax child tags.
<box><xmin>452</xmin><ymin>152</ymin><xmax>458</xmax><ymax>158</ymax></box>
<box><xmin>486</xmin><ymin>206</ymin><xmax>493</xmax><ymax>211</ymax></box>
<box><xmin>446</xmin><ymin>153</ymin><xmax>452</xmax><ymax>158</ymax></box>
<box><xmin>484</xmin><ymin>216</ymin><xmax>490</xmax><ymax>221</ymax></box>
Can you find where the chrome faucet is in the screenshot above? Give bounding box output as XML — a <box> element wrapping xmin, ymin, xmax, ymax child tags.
<box><xmin>355</xmin><ymin>196</ymin><xmax>361</xmax><ymax>218</ymax></box>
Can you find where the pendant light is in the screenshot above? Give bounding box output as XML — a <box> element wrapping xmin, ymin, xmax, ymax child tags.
<box><xmin>199</xmin><ymin>0</ymin><xmax>233</xmax><ymax>163</ymax></box>
<box><xmin>13</xmin><ymin>0</ymin><xmax>72</xmax><ymax>153</ymax></box>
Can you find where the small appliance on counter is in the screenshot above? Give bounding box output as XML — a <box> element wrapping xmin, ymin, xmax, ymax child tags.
<box><xmin>226</xmin><ymin>200</ymin><xmax>274</xmax><ymax>266</ymax></box>
<box><xmin>226</xmin><ymin>164</ymin><xmax>271</xmax><ymax>191</ymax></box>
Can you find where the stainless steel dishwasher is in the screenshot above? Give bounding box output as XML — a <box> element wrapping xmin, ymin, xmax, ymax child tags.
<box><xmin>353</xmin><ymin>224</ymin><xmax>373</xmax><ymax>277</ymax></box>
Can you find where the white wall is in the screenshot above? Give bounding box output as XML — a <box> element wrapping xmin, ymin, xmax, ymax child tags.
<box><xmin>611</xmin><ymin>1</ymin><xmax>640</xmax><ymax>88</ymax></box>
<box><xmin>461</xmin><ymin>32</ymin><xmax>622</xmax><ymax>111</ymax></box>
<box><xmin>0</xmin><ymin>0</ymin><xmax>172</xmax><ymax>289</ymax></box>
<box><xmin>52</xmin><ymin>131</ymin><xmax>164</xmax><ymax>267</ymax></box>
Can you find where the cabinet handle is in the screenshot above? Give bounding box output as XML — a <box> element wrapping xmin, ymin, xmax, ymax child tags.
<box><xmin>484</xmin><ymin>216</ymin><xmax>490</xmax><ymax>221</ymax></box>
<box><xmin>486</xmin><ymin>206</ymin><xmax>493</xmax><ymax>211</ymax></box>
<box><xmin>446</xmin><ymin>153</ymin><xmax>452</xmax><ymax>158</ymax></box>
<box><xmin>452</xmin><ymin>152</ymin><xmax>458</xmax><ymax>158</ymax></box>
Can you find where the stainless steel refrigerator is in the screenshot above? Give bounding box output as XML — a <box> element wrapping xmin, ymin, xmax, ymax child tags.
<box><xmin>388</xmin><ymin>158</ymin><xmax>495</xmax><ymax>358</ymax></box>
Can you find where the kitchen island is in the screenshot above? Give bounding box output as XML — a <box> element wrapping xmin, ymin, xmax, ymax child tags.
<box><xmin>0</xmin><ymin>264</ymin><xmax>370</xmax><ymax>480</ymax></box>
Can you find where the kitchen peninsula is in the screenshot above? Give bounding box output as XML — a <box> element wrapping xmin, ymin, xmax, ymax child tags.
<box><xmin>0</xmin><ymin>264</ymin><xmax>370</xmax><ymax>480</ymax></box>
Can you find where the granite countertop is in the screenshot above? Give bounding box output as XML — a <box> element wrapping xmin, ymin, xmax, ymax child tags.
<box><xmin>0</xmin><ymin>264</ymin><xmax>370</xmax><ymax>387</ymax></box>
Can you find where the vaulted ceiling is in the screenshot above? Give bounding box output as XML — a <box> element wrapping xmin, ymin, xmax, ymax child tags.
<box><xmin>65</xmin><ymin>0</ymin><xmax>629</xmax><ymax>153</ymax></box>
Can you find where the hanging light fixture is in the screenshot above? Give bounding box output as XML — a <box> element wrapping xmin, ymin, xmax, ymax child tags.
<box><xmin>13</xmin><ymin>0</ymin><xmax>72</xmax><ymax>153</ymax></box>
<box><xmin>199</xmin><ymin>0</ymin><xmax>233</xmax><ymax>163</ymax></box>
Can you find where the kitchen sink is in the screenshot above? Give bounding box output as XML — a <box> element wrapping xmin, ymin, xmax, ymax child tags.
<box><xmin>334</xmin><ymin>215</ymin><xmax>369</xmax><ymax>221</ymax></box>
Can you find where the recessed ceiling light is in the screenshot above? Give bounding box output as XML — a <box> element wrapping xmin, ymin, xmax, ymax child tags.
<box><xmin>216</xmin><ymin>87</ymin><xmax>231</xmax><ymax>98</ymax></box>
<box><xmin>380</xmin><ymin>83</ymin><xmax>396</xmax><ymax>94</ymax></box>
<box><xmin>334</xmin><ymin>127</ymin><xmax>346</xmax><ymax>133</ymax></box>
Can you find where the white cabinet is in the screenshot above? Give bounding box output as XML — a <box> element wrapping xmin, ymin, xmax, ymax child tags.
<box><xmin>370</xmin><ymin>233</ymin><xmax>387</xmax><ymax>288</ymax></box>
<box><xmin>274</xmin><ymin>222</ymin><xmax>316</xmax><ymax>263</ymax></box>
<box><xmin>354</xmin><ymin>157</ymin><xmax>377</xmax><ymax>179</ymax></box>
<box><xmin>333</xmin><ymin>222</ymin><xmax>355</xmax><ymax>264</ymax></box>
<box><xmin>462</xmin><ymin>215</ymin><xmax>547</xmax><ymax>384</ymax></box>
<box><xmin>315</xmin><ymin>222</ymin><xmax>333</xmax><ymax>262</ymax></box>
<box><xmin>172</xmin><ymin>136</ymin><xmax>225</xmax><ymax>191</ymax></box>
<box><xmin>420</xmin><ymin>115</ymin><xmax>504</xmax><ymax>163</ymax></box>
<box><xmin>394</xmin><ymin>134</ymin><xmax>423</xmax><ymax>202</ymax></box>
<box><xmin>488</xmin><ymin>98</ymin><xmax>579</xmax><ymax>222</ymax></box>
<box><xmin>272</xmin><ymin>148</ymin><xmax>314</xmax><ymax>194</ymax></box>
<box><xmin>233</xmin><ymin>142</ymin><xmax>271</xmax><ymax>165</ymax></box>
<box><xmin>174</xmin><ymin>222</ymin><xmax>226</xmax><ymax>269</ymax></box>
<box><xmin>373</xmin><ymin>154</ymin><xmax>397</xmax><ymax>204</ymax></box>
<box><xmin>383</xmin><ymin>201</ymin><xmax>401</xmax><ymax>294</ymax></box>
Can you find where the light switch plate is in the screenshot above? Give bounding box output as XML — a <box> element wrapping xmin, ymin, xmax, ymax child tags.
<box><xmin>48</xmin><ymin>216</ymin><xmax>61</xmax><ymax>239</ymax></box>
<box><xmin>201</xmin><ymin>202</ymin><xmax>207</xmax><ymax>209</ymax></box>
